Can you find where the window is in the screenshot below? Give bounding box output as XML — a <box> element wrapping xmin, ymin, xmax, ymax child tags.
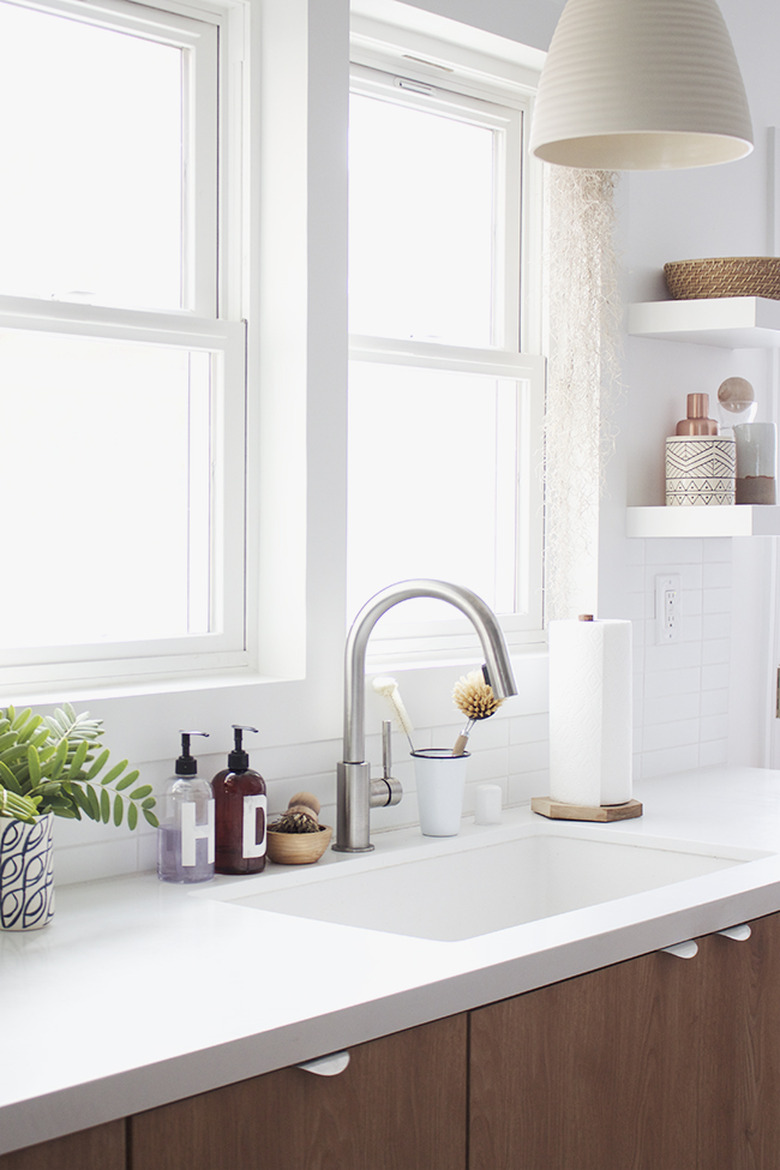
<box><xmin>0</xmin><ymin>0</ymin><xmax>245</xmax><ymax>691</ymax></box>
<box><xmin>347</xmin><ymin>51</ymin><xmax>544</xmax><ymax>655</ymax></box>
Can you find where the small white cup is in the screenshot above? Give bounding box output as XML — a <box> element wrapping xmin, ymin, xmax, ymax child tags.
<box><xmin>475</xmin><ymin>783</ymin><xmax>503</xmax><ymax>825</ymax></box>
<box><xmin>412</xmin><ymin>748</ymin><xmax>469</xmax><ymax>837</ymax></box>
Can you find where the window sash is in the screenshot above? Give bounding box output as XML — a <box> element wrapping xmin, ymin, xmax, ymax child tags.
<box><xmin>1</xmin><ymin>0</ymin><xmax>219</xmax><ymax>317</ymax></box>
<box><xmin>0</xmin><ymin>0</ymin><xmax>241</xmax><ymax>695</ymax></box>
<box><xmin>347</xmin><ymin>57</ymin><xmax>544</xmax><ymax>657</ymax></box>
<box><xmin>347</xmin><ymin>343</ymin><xmax>545</xmax><ymax>654</ymax></box>
<box><xmin>350</xmin><ymin>63</ymin><xmax>522</xmax><ymax>353</ymax></box>
<box><xmin>0</xmin><ymin>301</ymin><xmax>246</xmax><ymax>692</ymax></box>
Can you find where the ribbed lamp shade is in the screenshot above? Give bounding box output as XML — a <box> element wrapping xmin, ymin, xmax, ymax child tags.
<box><xmin>530</xmin><ymin>0</ymin><xmax>753</xmax><ymax>170</ymax></box>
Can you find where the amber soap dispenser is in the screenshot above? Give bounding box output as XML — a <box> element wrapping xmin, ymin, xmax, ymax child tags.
<box><xmin>212</xmin><ymin>725</ymin><xmax>267</xmax><ymax>874</ymax></box>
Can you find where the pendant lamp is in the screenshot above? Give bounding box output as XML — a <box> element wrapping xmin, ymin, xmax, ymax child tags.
<box><xmin>530</xmin><ymin>0</ymin><xmax>753</xmax><ymax>170</ymax></box>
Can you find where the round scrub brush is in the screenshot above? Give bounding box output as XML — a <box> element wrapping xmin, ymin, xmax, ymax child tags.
<box><xmin>270</xmin><ymin>792</ymin><xmax>322</xmax><ymax>834</ymax></box>
<box><xmin>452</xmin><ymin>667</ymin><xmax>503</xmax><ymax>755</ymax></box>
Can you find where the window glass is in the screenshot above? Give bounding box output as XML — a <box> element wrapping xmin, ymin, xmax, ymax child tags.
<box><xmin>349</xmin><ymin>91</ymin><xmax>496</xmax><ymax>345</ymax></box>
<box><xmin>0</xmin><ymin>332</ymin><xmax>214</xmax><ymax>651</ymax></box>
<box><xmin>348</xmin><ymin>363</ymin><xmax>525</xmax><ymax>626</ymax></box>
<box><xmin>0</xmin><ymin>3</ymin><xmax>183</xmax><ymax>309</ymax></box>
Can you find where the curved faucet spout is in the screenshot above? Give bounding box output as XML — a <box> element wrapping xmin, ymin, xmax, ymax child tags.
<box><xmin>336</xmin><ymin>579</ymin><xmax>517</xmax><ymax>852</ymax></box>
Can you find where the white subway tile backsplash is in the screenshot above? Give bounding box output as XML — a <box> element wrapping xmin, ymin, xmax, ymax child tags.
<box><xmin>465</xmin><ymin>745</ymin><xmax>511</xmax><ymax>784</ymax></box>
<box><xmin>624</xmin><ymin>564</ymin><xmax>646</xmax><ymax>593</ymax></box>
<box><xmin>644</xmin><ymin>640</ymin><xmax>702</xmax><ymax>673</ymax></box>
<box><xmin>509</xmin><ymin>739</ymin><xmax>550</xmax><ymax>775</ymax></box>
<box><xmin>702</xmin><ymin>561</ymin><xmax>732</xmax><ymax>588</ymax></box>
<box><xmin>702</xmin><ymin>663</ymin><xmax>731</xmax><ymax>691</ymax></box>
<box><xmin>680</xmin><ymin>563</ymin><xmax>703</xmax><ymax>590</ymax></box>
<box><xmin>702</xmin><ymin>612</ymin><xmax>730</xmax><ymax>640</ymax></box>
<box><xmin>54</xmin><ymin>835</ymin><xmax>141</xmax><ymax>886</ymax></box>
<box><xmin>643</xmin><ymin>719</ymin><xmax>700</xmax><ymax>752</ymax></box>
<box><xmin>699</xmin><ymin>739</ymin><xmax>728</xmax><ymax>767</ymax></box>
<box><xmin>681</xmin><ymin>614</ymin><xmax>704</xmax><ymax>644</ymax></box>
<box><xmin>644</xmin><ymin>691</ymin><xmax>701</xmax><ymax>728</ymax></box>
<box><xmin>703</xmin><ymin>588</ymin><xmax>731</xmax><ymax>615</ymax></box>
<box><xmin>509</xmin><ymin>712</ymin><xmax>549</xmax><ymax>744</ymax></box>
<box><xmin>700</xmin><ymin>687</ymin><xmax>729</xmax><ymax>717</ymax></box>
<box><xmin>646</xmin><ymin>538</ymin><xmax>703</xmax><ymax>564</ymax></box>
<box><xmin>681</xmin><ymin>589</ymin><xmax>703</xmax><ymax>616</ymax></box>
<box><xmin>507</xmin><ymin>769</ymin><xmax>549</xmax><ymax>804</ymax></box>
<box><xmin>702</xmin><ymin>638</ymin><xmax>730</xmax><ymax>665</ymax></box>
<box><xmin>643</xmin><ymin>666</ymin><xmax>701</xmax><ymax>699</ymax></box>
<box><xmin>621</xmin><ymin>592</ymin><xmax>647</xmax><ymax>622</ymax></box>
<box><xmin>624</xmin><ymin>540</ymin><xmax>646</xmax><ymax>567</ymax></box>
<box><xmin>641</xmin><ymin>743</ymin><xmax>700</xmax><ymax>778</ymax></box>
<box><xmin>702</xmin><ymin>538</ymin><xmax>731</xmax><ymax>562</ymax></box>
<box><xmin>699</xmin><ymin>714</ymin><xmax>728</xmax><ymax>742</ymax></box>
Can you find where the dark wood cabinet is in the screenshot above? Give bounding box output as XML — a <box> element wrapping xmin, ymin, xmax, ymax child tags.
<box><xmin>0</xmin><ymin>1120</ymin><xmax>124</xmax><ymax>1170</ymax></box>
<box><xmin>469</xmin><ymin>911</ymin><xmax>780</xmax><ymax>1170</ymax></box>
<box><xmin>131</xmin><ymin>1014</ymin><xmax>467</xmax><ymax>1170</ymax></box>
<box><xmin>695</xmin><ymin>914</ymin><xmax>780</xmax><ymax>1168</ymax></box>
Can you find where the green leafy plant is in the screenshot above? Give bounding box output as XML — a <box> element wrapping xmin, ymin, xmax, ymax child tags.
<box><xmin>0</xmin><ymin>704</ymin><xmax>157</xmax><ymax>829</ymax></box>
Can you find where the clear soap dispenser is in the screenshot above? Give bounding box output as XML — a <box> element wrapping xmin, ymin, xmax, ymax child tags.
<box><xmin>157</xmin><ymin>731</ymin><xmax>215</xmax><ymax>884</ymax></box>
<box><xmin>212</xmin><ymin>725</ymin><xmax>267</xmax><ymax>875</ymax></box>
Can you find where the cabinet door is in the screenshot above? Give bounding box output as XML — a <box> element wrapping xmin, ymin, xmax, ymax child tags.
<box><xmin>470</xmin><ymin>911</ymin><xmax>780</xmax><ymax>1170</ymax></box>
<box><xmin>470</xmin><ymin>948</ymin><xmax>703</xmax><ymax>1170</ymax></box>
<box><xmin>131</xmin><ymin>1014</ymin><xmax>467</xmax><ymax>1170</ymax></box>
<box><xmin>0</xmin><ymin>1121</ymin><xmax>125</xmax><ymax>1170</ymax></box>
<box><xmin>696</xmin><ymin>911</ymin><xmax>780</xmax><ymax>1169</ymax></box>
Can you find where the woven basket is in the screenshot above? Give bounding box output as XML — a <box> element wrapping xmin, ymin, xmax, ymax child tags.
<box><xmin>664</xmin><ymin>257</ymin><xmax>780</xmax><ymax>300</ymax></box>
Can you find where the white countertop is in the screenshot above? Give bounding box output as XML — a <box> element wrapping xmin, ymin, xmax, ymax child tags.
<box><xmin>3</xmin><ymin>764</ymin><xmax>780</xmax><ymax>1155</ymax></box>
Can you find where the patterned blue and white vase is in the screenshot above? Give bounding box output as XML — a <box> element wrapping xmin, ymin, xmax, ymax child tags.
<box><xmin>0</xmin><ymin>813</ymin><xmax>55</xmax><ymax>931</ymax></box>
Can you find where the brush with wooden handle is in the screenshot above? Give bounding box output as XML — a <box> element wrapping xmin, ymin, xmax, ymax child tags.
<box><xmin>452</xmin><ymin>667</ymin><xmax>503</xmax><ymax>755</ymax></box>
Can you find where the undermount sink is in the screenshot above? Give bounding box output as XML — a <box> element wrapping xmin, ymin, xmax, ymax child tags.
<box><xmin>202</xmin><ymin>817</ymin><xmax>768</xmax><ymax>943</ymax></box>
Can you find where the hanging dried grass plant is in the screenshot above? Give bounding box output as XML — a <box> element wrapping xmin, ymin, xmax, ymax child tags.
<box><xmin>542</xmin><ymin>166</ymin><xmax>622</xmax><ymax>621</ymax></box>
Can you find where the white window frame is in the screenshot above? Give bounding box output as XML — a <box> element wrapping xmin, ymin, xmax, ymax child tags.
<box><xmin>348</xmin><ymin>29</ymin><xmax>545</xmax><ymax>663</ymax></box>
<box><xmin>0</xmin><ymin>0</ymin><xmax>248</xmax><ymax>696</ymax></box>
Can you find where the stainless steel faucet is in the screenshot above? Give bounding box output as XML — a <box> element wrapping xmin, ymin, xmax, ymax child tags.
<box><xmin>334</xmin><ymin>579</ymin><xmax>518</xmax><ymax>853</ymax></box>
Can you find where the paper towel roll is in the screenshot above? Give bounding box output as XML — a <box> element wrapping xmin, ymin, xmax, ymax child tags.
<box><xmin>548</xmin><ymin>618</ymin><xmax>633</xmax><ymax>807</ymax></box>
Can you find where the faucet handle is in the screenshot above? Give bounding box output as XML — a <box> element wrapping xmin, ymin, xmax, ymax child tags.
<box><xmin>371</xmin><ymin>774</ymin><xmax>402</xmax><ymax>809</ymax></box>
<box><xmin>381</xmin><ymin>720</ymin><xmax>392</xmax><ymax>778</ymax></box>
<box><xmin>371</xmin><ymin>719</ymin><xmax>402</xmax><ymax>809</ymax></box>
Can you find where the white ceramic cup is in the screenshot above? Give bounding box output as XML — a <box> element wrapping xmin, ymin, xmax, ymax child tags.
<box><xmin>412</xmin><ymin>748</ymin><xmax>469</xmax><ymax>837</ymax></box>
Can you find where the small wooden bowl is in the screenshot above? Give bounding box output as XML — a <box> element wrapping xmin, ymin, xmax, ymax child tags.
<box><xmin>266</xmin><ymin>825</ymin><xmax>332</xmax><ymax>865</ymax></box>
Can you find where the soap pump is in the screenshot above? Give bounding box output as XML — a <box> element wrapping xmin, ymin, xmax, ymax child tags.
<box><xmin>157</xmin><ymin>731</ymin><xmax>215</xmax><ymax>884</ymax></box>
<box><xmin>212</xmin><ymin>725</ymin><xmax>267</xmax><ymax>874</ymax></box>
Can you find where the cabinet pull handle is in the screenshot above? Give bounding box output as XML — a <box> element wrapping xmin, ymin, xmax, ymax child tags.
<box><xmin>717</xmin><ymin>923</ymin><xmax>751</xmax><ymax>942</ymax></box>
<box><xmin>662</xmin><ymin>939</ymin><xmax>699</xmax><ymax>959</ymax></box>
<box><xmin>297</xmin><ymin>1051</ymin><xmax>351</xmax><ymax>1077</ymax></box>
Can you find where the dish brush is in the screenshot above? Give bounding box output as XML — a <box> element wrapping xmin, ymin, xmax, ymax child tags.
<box><xmin>372</xmin><ymin>675</ymin><xmax>415</xmax><ymax>752</ymax></box>
<box><xmin>452</xmin><ymin>667</ymin><xmax>503</xmax><ymax>755</ymax></box>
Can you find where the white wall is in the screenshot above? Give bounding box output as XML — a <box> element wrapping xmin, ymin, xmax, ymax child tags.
<box><xmin>48</xmin><ymin>0</ymin><xmax>780</xmax><ymax>882</ymax></box>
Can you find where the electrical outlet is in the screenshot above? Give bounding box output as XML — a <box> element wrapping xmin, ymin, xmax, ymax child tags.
<box><xmin>655</xmin><ymin>574</ymin><xmax>681</xmax><ymax>643</ymax></box>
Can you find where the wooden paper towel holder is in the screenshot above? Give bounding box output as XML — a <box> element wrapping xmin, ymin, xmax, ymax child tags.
<box><xmin>531</xmin><ymin>796</ymin><xmax>643</xmax><ymax>823</ymax></box>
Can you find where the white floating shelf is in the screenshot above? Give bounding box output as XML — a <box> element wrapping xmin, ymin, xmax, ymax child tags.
<box><xmin>627</xmin><ymin>505</ymin><xmax>780</xmax><ymax>538</ymax></box>
<box><xmin>627</xmin><ymin>297</ymin><xmax>780</xmax><ymax>348</ymax></box>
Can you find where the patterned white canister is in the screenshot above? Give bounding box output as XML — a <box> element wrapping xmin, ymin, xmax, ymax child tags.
<box><xmin>665</xmin><ymin>435</ymin><xmax>736</xmax><ymax>506</ymax></box>
<box><xmin>0</xmin><ymin>813</ymin><xmax>55</xmax><ymax>930</ymax></box>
